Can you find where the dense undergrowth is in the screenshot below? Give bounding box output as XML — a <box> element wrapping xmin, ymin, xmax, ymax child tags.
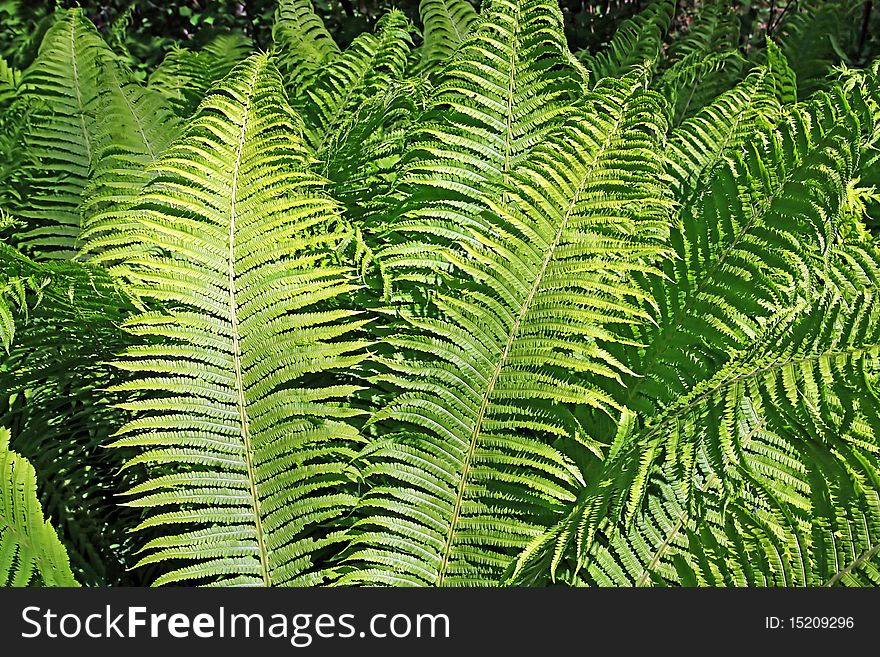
<box><xmin>2</xmin><ymin>0</ymin><xmax>880</xmax><ymax>587</ymax></box>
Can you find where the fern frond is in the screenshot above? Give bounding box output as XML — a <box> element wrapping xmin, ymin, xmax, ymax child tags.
<box><xmin>383</xmin><ymin>0</ymin><xmax>588</xmax><ymax>248</ymax></box>
<box><xmin>512</xmin><ymin>291</ymin><xmax>880</xmax><ymax>585</ymax></box>
<box><xmin>273</xmin><ymin>0</ymin><xmax>339</xmax><ymax>87</ymax></box>
<box><xmin>665</xmin><ymin>66</ymin><xmax>782</xmax><ymax>199</ymax></box>
<box><xmin>413</xmin><ymin>0</ymin><xmax>479</xmax><ymax>77</ymax></box>
<box><xmin>291</xmin><ymin>10</ymin><xmax>413</xmax><ymax>152</ymax></box>
<box><xmin>655</xmin><ymin>50</ymin><xmax>744</xmax><ymax>127</ymax></box>
<box><xmin>103</xmin><ymin>53</ymin><xmax>370</xmax><ymax>586</ymax></box>
<box><xmin>657</xmin><ymin>0</ymin><xmax>744</xmax><ymax>125</ymax></box>
<box><xmin>320</xmin><ymin>77</ymin><xmax>431</xmax><ymax>221</ymax></box>
<box><xmin>340</xmin><ymin>72</ymin><xmax>673</xmax><ymax>586</ymax></box>
<box><xmin>199</xmin><ymin>32</ymin><xmax>253</xmax><ymax>82</ymax></box>
<box><xmin>627</xmin><ymin>89</ymin><xmax>861</xmax><ymax>418</ymax></box>
<box><xmin>578</xmin><ymin>0</ymin><xmax>674</xmax><ymax>87</ymax></box>
<box><xmin>147</xmin><ymin>47</ymin><xmax>211</xmax><ymax>118</ymax></box>
<box><xmin>12</xmin><ymin>9</ymin><xmax>116</xmax><ymax>258</ymax></box>
<box><xmin>0</xmin><ymin>426</ymin><xmax>78</xmax><ymax>586</ymax></box>
<box><xmin>606</xmin><ymin>291</ymin><xmax>880</xmax><ymax>585</ymax></box>
<box><xmin>508</xmin><ymin>86</ymin><xmax>876</xmax><ymax>583</ymax></box>
<box><xmin>0</xmin><ymin>239</ymin><xmax>138</xmax><ymax>585</ymax></box>
<box><xmin>666</xmin><ymin>0</ymin><xmax>739</xmax><ymax>65</ymax></box>
<box><xmin>79</xmin><ymin>57</ymin><xmax>182</xmax><ymax>256</ymax></box>
<box><xmin>147</xmin><ymin>33</ymin><xmax>251</xmax><ymax>119</ymax></box>
<box><xmin>764</xmin><ymin>39</ymin><xmax>798</xmax><ymax>106</ymax></box>
<box><xmin>778</xmin><ymin>0</ymin><xmax>861</xmax><ymax>100</ymax></box>
<box><xmin>0</xmin><ymin>56</ymin><xmax>20</xmax><ymax>109</ymax></box>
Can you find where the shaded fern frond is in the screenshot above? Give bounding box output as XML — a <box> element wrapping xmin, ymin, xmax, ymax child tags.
<box><xmin>273</xmin><ymin>0</ymin><xmax>340</xmax><ymax>88</ymax></box>
<box><xmin>79</xmin><ymin>57</ymin><xmax>182</xmax><ymax>256</ymax></box>
<box><xmin>12</xmin><ymin>9</ymin><xmax>116</xmax><ymax>258</ymax></box>
<box><xmin>147</xmin><ymin>33</ymin><xmax>251</xmax><ymax>120</ymax></box>
<box><xmin>147</xmin><ymin>48</ymin><xmax>212</xmax><ymax>118</ymax></box>
<box><xmin>578</xmin><ymin>0</ymin><xmax>674</xmax><ymax>86</ymax></box>
<box><xmin>778</xmin><ymin>0</ymin><xmax>861</xmax><ymax>100</ymax></box>
<box><xmin>627</xmin><ymin>89</ymin><xmax>861</xmax><ymax>418</ymax></box>
<box><xmin>0</xmin><ymin>239</ymin><xmax>138</xmax><ymax>586</ymax></box>
<box><xmin>512</xmin><ymin>291</ymin><xmax>880</xmax><ymax>585</ymax></box>
<box><xmin>199</xmin><ymin>32</ymin><xmax>253</xmax><ymax>82</ymax></box>
<box><xmin>321</xmin><ymin>77</ymin><xmax>431</xmax><ymax>221</ymax></box>
<box><xmin>291</xmin><ymin>10</ymin><xmax>413</xmax><ymax>152</ymax></box>
<box><xmin>666</xmin><ymin>0</ymin><xmax>739</xmax><ymax>65</ymax></box>
<box><xmin>413</xmin><ymin>0</ymin><xmax>479</xmax><ymax>77</ymax></box>
<box><xmin>655</xmin><ymin>50</ymin><xmax>744</xmax><ymax>127</ymax></box>
<box><xmin>657</xmin><ymin>0</ymin><xmax>744</xmax><ymax>125</ymax></box>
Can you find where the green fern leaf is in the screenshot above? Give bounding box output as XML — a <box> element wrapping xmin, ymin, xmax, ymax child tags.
<box><xmin>0</xmin><ymin>56</ymin><xmax>20</xmax><ymax>110</ymax></box>
<box><xmin>12</xmin><ymin>8</ymin><xmax>116</xmax><ymax>258</ymax></box>
<box><xmin>79</xmin><ymin>57</ymin><xmax>182</xmax><ymax>256</ymax></box>
<box><xmin>414</xmin><ymin>0</ymin><xmax>479</xmax><ymax>77</ymax></box>
<box><xmin>382</xmin><ymin>0</ymin><xmax>588</xmax><ymax>249</ymax></box>
<box><xmin>341</xmin><ymin>71</ymin><xmax>673</xmax><ymax>586</ymax></box>
<box><xmin>103</xmin><ymin>53</ymin><xmax>370</xmax><ymax>586</ymax></box>
<box><xmin>764</xmin><ymin>39</ymin><xmax>798</xmax><ymax>106</ymax></box>
<box><xmin>273</xmin><ymin>0</ymin><xmax>340</xmax><ymax>87</ymax></box>
<box><xmin>628</xmin><ymin>90</ymin><xmax>861</xmax><ymax>418</ymax></box>
<box><xmin>291</xmin><ymin>10</ymin><xmax>413</xmax><ymax>152</ymax></box>
<box><xmin>590</xmin><ymin>291</ymin><xmax>880</xmax><ymax>586</ymax></box>
<box><xmin>147</xmin><ymin>33</ymin><xmax>251</xmax><ymax>120</ymax></box>
<box><xmin>778</xmin><ymin>0</ymin><xmax>861</xmax><ymax>100</ymax></box>
<box><xmin>0</xmin><ymin>426</ymin><xmax>78</xmax><ymax>586</ymax></box>
<box><xmin>579</xmin><ymin>0</ymin><xmax>674</xmax><ymax>87</ymax></box>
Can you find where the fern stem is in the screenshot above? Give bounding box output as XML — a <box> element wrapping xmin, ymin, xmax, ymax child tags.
<box><xmin>226</xmin><ymin>66</ymin><xmax>272</xmax><ymax>587</ymax></box>
<box><xmin>501</xmin><ymin>0</ymin><xmax>523</xmax><ymax>181</ymax></box>
<box><xmin>69</xmin><ymin>16</ymin><xmax>92</xmax><ymax>164</ymax></box>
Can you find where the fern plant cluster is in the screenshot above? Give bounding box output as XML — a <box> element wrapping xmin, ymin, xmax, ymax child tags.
<box><xmin>2</xmin><ymin>0</ymin><xmax>880</xmax><ymax>587</ymax></box>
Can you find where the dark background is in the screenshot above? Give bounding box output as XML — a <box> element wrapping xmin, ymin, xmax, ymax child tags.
<box><xmin>3</xmin><ymin>1</ymin><xmax>866</xmax><ymax>74</ymax></box>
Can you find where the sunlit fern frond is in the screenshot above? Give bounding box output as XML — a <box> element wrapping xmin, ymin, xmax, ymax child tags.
<box><xmin>1</xmin><ymin>426</ymin><xmax>79</xmax><ymax>586</ymax></box>
<box><xmin>101</xmin><ymin>53</ymin><xmax>370</xmax><ymax>586</ymax></box>
<box><xmin>664</xmin><ymin>66</ymin><xmax>782</xmax><ymax>199</ymax></box>
<box><xmin>764</xmin><ymin>39</ymin><xmax>798</xmax><ymax>106</ymax></box>
<box><xmin>338</xmin><ymin>71</ymin><xmax>673</xmax><ymax>586</ymax></box>
<box><xmin>374</xmin><ymin>0</ymin><xmax>589</xmax><ymax>271</ymax></box>
<box><xmin>0</xmin><ymin>56</ymin><xmax>21</xmax><ymax>110</ymax></box>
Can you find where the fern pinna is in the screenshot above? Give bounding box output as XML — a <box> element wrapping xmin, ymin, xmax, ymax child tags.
<box><xmin>0</xmin><ymin>0</ymin><xmax>879</xmax><ymax>587</ymax></box>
